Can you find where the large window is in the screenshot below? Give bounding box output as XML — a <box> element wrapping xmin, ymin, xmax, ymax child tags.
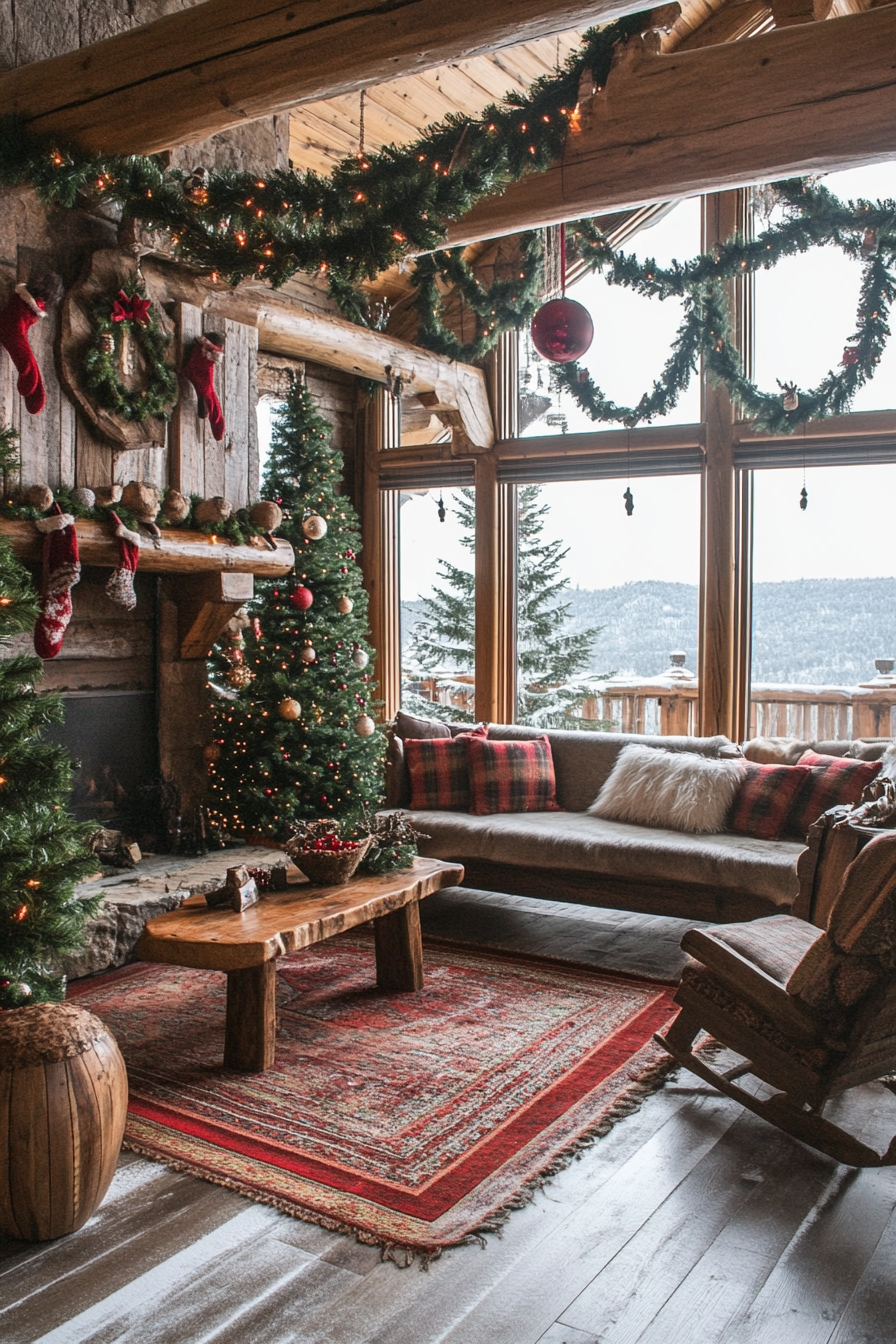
<box><xmin>399</xmin><ymin>487</ymin><xmax>475</xmax><ymax>721</ymax></box>
<box><xmin>749</xmin><ymin>462</ymin><xmax>896</xmax><ymax>740</ymax></box>
<box><xmin>515</xmin><ymin>475</ymin><xmax>701</xmax><ymax>733</ymax></box>
<box><xmin>520</xmin><ymin>197</ymin><xmax>703</xmax><ymax>437</ymax></box>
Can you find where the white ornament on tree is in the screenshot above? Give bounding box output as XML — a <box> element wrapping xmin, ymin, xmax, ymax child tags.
<box><xmin>300</xmin><ymin>640</ymin><xmax>316</xmax><ymax>663</ymax></box>
<box><xmin>335</xmin><ymin>595</ymin><xmax>354</xmax><ymax>614</ymax></box>
<box><xmin>302</xmin><ymin>512</ymin><xmax>328</xmax><ymax>540</ymax></box>
<box><xmin>351</xmin><ymin>642</ymin><xmax>369</xmax><ymax>669</ymax></box>
<box><xmin>354</xmin><ymin>713</ymin><xmax>376</xmax><ymax>737</ymax></box>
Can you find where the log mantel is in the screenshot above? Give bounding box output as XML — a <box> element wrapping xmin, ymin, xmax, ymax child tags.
<box><xmin>0</xmin><ymin>518</ymin><xmax>295</xmax><ymax>576</ymax></box>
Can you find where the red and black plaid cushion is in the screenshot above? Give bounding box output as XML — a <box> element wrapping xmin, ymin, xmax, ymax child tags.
<box><xmin>726</xmin><ymin>763</ymin><xmax>813</xmax><ymax>840</ymax></box>
<box><xmin>467</xmin><ymin>736</ymin><xmax>562</xmax><ymax>816</ymax></box>
<box><xmin>404</xmin><ymin>725</ymin><xmax>487</xmax><ymax>810</ymax></box>
<box><xmin>785</xmin><ymin>754</ymin><xmax>881</xmax><ymax>838</ymax></box>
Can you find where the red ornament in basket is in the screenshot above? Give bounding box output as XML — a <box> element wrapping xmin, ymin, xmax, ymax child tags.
<box><xmin>287</xmin><ymin>831</ymin><xmax>372</xmax><ymax>885</ymax></box>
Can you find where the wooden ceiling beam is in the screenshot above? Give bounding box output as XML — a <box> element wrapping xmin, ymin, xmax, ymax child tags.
<box><xmin>445</xmin><ymin>6</ymin><xmax>896</xmax><ymax>248</ymax></box>
<box><xmin>0</xmin><ymin>0</ymin><xmax>655</xmax><ymax>157</ymax></box>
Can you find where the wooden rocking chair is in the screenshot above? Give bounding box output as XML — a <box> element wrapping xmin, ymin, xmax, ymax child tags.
<box><xmin>657</xmin><ymin>828</ymin><xmax>896</xmax><ymax>1166</ymax></box>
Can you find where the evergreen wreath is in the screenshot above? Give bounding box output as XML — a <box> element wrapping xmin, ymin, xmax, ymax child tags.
<box><xmin>82</xmin><ymin>284</ymin><xmax>177</xmax><ymax>422</ymax></box>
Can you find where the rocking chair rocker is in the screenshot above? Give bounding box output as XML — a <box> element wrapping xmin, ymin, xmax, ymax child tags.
<box><xmin>657</xmin><ymin>827</ymin><xmax>896</xmax><ymax>1166</ymax></box>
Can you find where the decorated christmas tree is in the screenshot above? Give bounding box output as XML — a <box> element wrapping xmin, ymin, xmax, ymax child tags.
<box><xmin>0</xmin><ymin>537</ymin><xmax>97</xmax><ymax>1010</ymax></box>
<box><xmin>206</xmin><ymin>379</ymin><xmax>382</xmax><ymax>839</ymax></box>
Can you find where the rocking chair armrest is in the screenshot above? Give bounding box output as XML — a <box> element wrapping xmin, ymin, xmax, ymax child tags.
<box><xmin>681</xmin><ymin>928</ymin><xmax>822</xmax><ymax>1041</ymax></box>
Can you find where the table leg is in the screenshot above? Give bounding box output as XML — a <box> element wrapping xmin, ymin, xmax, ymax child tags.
<box><xmin>374</xmin><ymin>901</ymin><xmax>424</xmax><ymax>992</ymax></box>
<box><xmin>224</xmin><ymin>962</ymin><xmax>277</xmax><ymax>1071</ymax></box>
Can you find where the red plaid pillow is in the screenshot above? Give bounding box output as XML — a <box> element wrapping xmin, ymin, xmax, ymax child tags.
<box><xmin>785</xmin><ymin>755</ymin><xmax>881</xmax><ymax>838</ymax></box>
<box><xmin>404</xmin><ymin>725</ymin><xmax>487</xmax><ymax>810</ymax></box>
<box><xmin>467</xmin><ymin>736</ymin><xmax>562</xmax><ymax>816</ymax></box>
<box><xmin>726</xmin><ymin>763</ymin><xmax>813</xmax><ymax>840</ymax></box>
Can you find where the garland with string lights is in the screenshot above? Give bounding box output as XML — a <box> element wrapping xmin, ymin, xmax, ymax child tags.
<box><xmin>0</xmin><ymin>12</ymin><xmax>648</xmax><ymax>291</ymax></box>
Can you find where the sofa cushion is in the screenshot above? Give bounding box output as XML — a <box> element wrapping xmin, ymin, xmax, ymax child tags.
<box><xmin>399</xmin><ymin>808</ymin><xmax>804</xmax><ymax>907</ymax></box>
<box><xmin>467</xmin><ymin>736</ymin><xmax>561</xmax><ymax>815</ymax></box>
<box><xmin>589</xmin><ymin>744</ymin><xmax>743</xmax><ymax>834</ymax></box>
<box><xmin>404</xmin><ymin>729</ymin><xmax>486</xmax><ymax>811</ymax></box>
<box><xmin>483</xmin><ymin>727</ymin><xmax>737</xmax><ymax>812</ymax></box>
<box><xmin>786</xmin><ymin>756</ymin><xmax>881</xmax><ymax>839</ymax></box>
<box><xmin>727</xmin><ymin>763</ymin><xmax>813</xmax><ymax>840</ymax></box>
<box><xmin>386</xmin><ymin>710</ymin><xmax>454</xmax><ymax>808</ymax></box>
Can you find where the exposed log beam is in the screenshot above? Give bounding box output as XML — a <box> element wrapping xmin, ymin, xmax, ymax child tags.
<box><xmin>446</xmin><ymin>7</ymin><xmax>896</xmax><ymax>248</ymax></box>
<box><xmin>0</xmin><ymin>0</ymin><xmax>649</xmax><ymax>157</ymax></box>
<box><xmin>144</xmin><ymin>265</ymin><xmax>495</xmax><ymax>448</ymax></box>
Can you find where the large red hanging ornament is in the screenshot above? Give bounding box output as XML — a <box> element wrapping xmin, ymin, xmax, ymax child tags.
<box><xmin>289</xmin><ymin>585</ymin><xmax>313</xmax><ymax>610</ymax></box>
<box><xmin>530</xmin><ymin>297</ymin><xmax>594</xmax><ymax>363</ymax></box>
<box><xmin>530</xmin><ymin>222</ymin><xmax>593</xmax><ymax>364</ymax></box>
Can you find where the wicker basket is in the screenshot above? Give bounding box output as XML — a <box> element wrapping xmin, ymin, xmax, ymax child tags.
<box><xmin>288</xmin><ymin>836</ymin><xmax>372</xmax><ymax>886</ymax></box>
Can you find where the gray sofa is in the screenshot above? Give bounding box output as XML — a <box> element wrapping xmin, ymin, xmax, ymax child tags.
<box><xmin>385</xmin><ymin>718</ymin><xmax>884</xmax><ymax>925</ymax></box>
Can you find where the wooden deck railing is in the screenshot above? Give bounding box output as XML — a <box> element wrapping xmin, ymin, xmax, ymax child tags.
<box><xmin>404</xmin><ymin>671</ymin><xmax>896</xmax><ymax>740</ymax></box>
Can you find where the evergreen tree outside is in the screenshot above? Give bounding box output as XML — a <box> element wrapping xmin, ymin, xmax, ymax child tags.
<box><xmin>405</xmin><ymin>485</ymin><xmax>611</xmax><ymax>727</ymax></box>
<box><xmin>207</xmin><ymin>380</ymin><xmax>382</xmax><ymax>839</ymax></box>
<box><xmin>0</xmin><ymin>537</ymin><xmax>97</xmax><ymax>1011</ymax></box>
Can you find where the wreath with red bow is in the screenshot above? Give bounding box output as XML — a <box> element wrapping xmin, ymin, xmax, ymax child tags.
<box><xmin>83</xmin><ymin>284</ymin><xmax>177</xmax><ymax>423</ymax></box>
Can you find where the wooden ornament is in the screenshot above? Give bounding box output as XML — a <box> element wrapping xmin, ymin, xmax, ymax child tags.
<box><xmin>0</xmin><ymin>1003</ymin><xmax>128</xmax><ymax>1240</ymax></box>
<box><xmin>194</xmin><ymin>496</ymin><xmax>233</xmax><ymax>526</ymax></box>
<box><xmin>302</xmin><ymin>513</ymin><xmax>327</xmax><ymax>540</ymax></box>
<box><xmin>354</xmin><ymin>713</ymin><xmax>376</xmax><ymax>737</ymax></box>
<box><xmin>120</xmin><ymin>481</ymin><xmax>160</xmax><ymax>523</ymax></box>
<box><xmin>161</xmin><ymin>487</ymin><xmax>191</xmax><ymax>524</ymax></box>
<box><xmin>278</xmin><ymin>697</ymin><xmax>301</xmax><ymax>720</ymax></box>
<box><xmin>335</xmin><ymin>595</ymin><xmax>354</xmax><ymax>614</ymax></box>
<box><xmin>25</xmin><ymin>484</ymin><xmax>54</xmax><ymax>512</ymax></box>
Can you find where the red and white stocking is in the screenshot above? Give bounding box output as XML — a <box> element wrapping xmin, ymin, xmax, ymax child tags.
<box><xmin>105</xmin><ymin>513</ymin><xmax>140</xmax><ymax>610</ymax></box>
<box><xmin>0</xmin><ymin>285</ymin><xmax>46</xmax><ymax>414</ymax></box>
<box><xmin>182</xmin><ymin>332</ymin><xmax>225</xmax><ymax>441</ymax></box>
<box><xmin>34</xmin><ymin>505</ymin><xmax>80</xmax><ymax>659</ymax></box>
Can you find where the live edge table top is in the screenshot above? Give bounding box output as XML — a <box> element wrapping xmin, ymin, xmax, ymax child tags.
<box><xmin>135</xmin><ymin>857</ymin><xmax>464</xmax><ymax>973</ymax></box>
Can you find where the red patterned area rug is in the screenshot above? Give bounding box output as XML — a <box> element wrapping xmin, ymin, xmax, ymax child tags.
<box><xmin>69</xmin><ymin>937</ymin><xmax>678</xmax><ymax>1264</ymax></box>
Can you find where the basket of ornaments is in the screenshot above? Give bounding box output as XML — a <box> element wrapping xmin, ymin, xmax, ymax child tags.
<box><xmin>286</xmin><ymin>824</ymin><xmax>373</xmax><ymax>886</ymax></box>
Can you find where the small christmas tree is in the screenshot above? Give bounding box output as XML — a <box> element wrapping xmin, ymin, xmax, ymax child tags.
<box><xmin>407</xmin><ymin>485</ymin><xmax>609</xmax><ymax>727</ymax></box>
<box><xmin>207</xmin><ymin>379</ymin><xmax>382</xmax><ymax>838</ymax></box>
<box><xmin>0</xmin><ymin>538</ymin><xmax>97</xmax><ymax>1010</ymax></box>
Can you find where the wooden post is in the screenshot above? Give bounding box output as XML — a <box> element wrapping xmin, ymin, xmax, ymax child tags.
<box><xmin>699</xmin><ymin>191</ymin><xmax>749</xmax><ymax>742</ymax></box>
<box><xmin>362</xmin><ymin>388</ymin><xmax>401</xmax><ymax>721</ymax></box>
<box><xmin>474</xmin><ymin>453</ymin><xmax>500</xmax><ymax>723</ymax></box>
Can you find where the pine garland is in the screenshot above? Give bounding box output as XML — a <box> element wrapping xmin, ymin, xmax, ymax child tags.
<box><xmin>82</xmin><ymin>283</ymin><xmax>177</xmax><ymax>422</ymax></box>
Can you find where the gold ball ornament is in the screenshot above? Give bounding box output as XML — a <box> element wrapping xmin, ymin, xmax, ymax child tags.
<box><xmin>228</xmin><ymin>665</ymin><xmax>254</xmax><ymax>689</ymax></box>
<box><xmin>204</xmin><ymin>742</ymin><xmax>222</xmax><ymax>763</ymax></box>
<box><xmin>335</xmin><ymin>595</ymin><xmax>354</xmax><ymax>614</ymax></box>
<box><xmin>354</xmin><ymin>714</ymin><xmax>376</xmax><ymax>738</ymax></box>
<box><xmin>300</xmin><ymin>640</ymin><xmax>316</xmax><ymax>663</ymax></box>
<box><xmin>302</xmin><ymin>512</ymin><xmax>328</xmax><ymax>541</ymax></box>
<box><xmin>278</xmin><ymin>697</ymin><xmax>301</xmax><ymax>721</ymax></box>
<box><xmin>351</xmin><ymin>643</ymin><xmax>369</xmax><ymax>669</ymax></box>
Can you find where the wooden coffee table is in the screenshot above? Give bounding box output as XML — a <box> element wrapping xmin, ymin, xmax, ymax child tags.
<box><xmin>135</xmin><ymin>857</ymin><xmax>463</xmax><ymax>1072</ymax></box>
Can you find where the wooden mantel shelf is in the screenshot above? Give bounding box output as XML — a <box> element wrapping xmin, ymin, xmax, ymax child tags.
<box><xmin>0</xmin><ymin>518</ymin><xmax>295</xmax><ymax>576</ymax></box>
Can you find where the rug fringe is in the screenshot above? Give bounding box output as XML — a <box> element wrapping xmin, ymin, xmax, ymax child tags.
<box><xmin>124</xmin><ymin>1050</ymin><xmax>680</xmax><ymax>1271</ymax></box>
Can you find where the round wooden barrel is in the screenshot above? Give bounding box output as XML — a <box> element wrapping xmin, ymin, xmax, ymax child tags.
<box><xmin>0</xmin><ymin>1002</ymin><xmax>128</xmax><ymax>1241</ymax></box>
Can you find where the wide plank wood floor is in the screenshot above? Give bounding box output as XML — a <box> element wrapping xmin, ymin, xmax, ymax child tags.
<box><xmin>3</xmin><ymin>887</ymin><xmax>896</xmax><ymax>1344</ymax></box>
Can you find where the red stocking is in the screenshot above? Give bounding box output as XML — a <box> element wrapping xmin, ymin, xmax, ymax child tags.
<box><xmin>105</xmin><ymin>513</ymin><xmax>140</xmax><ymax>610</ymax></box>
<box><xmin>0</xmin><ymin>285</ymin><xmax>47</xmax><ymax>414</ymax></box>
<box><xmin>34</xmin><ymin>505</ymin><xmax>81</xmax><ymax>659</ymax></box>
<box><xmin>182</xmin><ymin>333</ymin><xmax>225</xmax><ymax>441</ymax></box>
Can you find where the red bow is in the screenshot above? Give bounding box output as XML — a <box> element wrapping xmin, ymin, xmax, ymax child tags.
<box><xmin>110</xmin><ymin>290</ymin><xmax>152</xmax><ymax>327</ymax></box>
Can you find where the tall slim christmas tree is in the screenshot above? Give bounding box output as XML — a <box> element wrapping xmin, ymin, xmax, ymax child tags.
<box><xmin>0</xmin><ymin>539</ymin><xmax>97</xmax><ymax>1010</ymax></box>
<box><xmin>207</xmin><ymin>379</ymin><xmax>382</xmax><ymax>838</ymax></box>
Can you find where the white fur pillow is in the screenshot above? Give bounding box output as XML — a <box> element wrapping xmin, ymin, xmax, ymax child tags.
<box><xmin>588</xmin><ymin>744</ymin><xmax>745</xmax><ymax>834</ymax></box>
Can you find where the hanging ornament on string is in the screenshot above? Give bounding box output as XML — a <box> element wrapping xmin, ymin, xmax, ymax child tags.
<box><xmin>335</xmin><ymin>595</ymin><xmax>354</xmax><ymax>614</ymax></box>
<box><xmin>623</xmin><ymin>432</ymin><xmax>634</xmax><ymax>517</ymax></box>
<box><xmin>530</xmin><ymin>223</ymin><xmax>594</xmax><ymax>364</ymax></box>
<box><xmin>278</xmin><ymin>697</ymin><xmax>301</xmax><ymax>720</ymax></box>
<box><xmin>289</xmin><ymin>584</ymin><xmax>313</xmax><ymax>610</ymax></box>
<box><xmin>623</xmin><ymin>486</ymin><xmax>634</xmax><ymax>517</ymax></box>
<box><xmin>778</xmin><ymin>380</ymin><xmax>799</xmax><ymax>412</ymax></box>
<box><xmin>300</xmin><ymin>639</ymin><xmax>316</xmax><ymax>663</ymax></box>
<box><xmin>355</xmin><ymin>713</ymin><xmax>376</xmax><ymax>737</ymax></box>
<box><xmin>351</xmin><ymin>642</ymin><xmax>369</xmax><ymax>669</ymax></box>
<box><xmin>436</xmin><ymin>492</ymin><xmax>446</xmax><ymax>523</ymax></box>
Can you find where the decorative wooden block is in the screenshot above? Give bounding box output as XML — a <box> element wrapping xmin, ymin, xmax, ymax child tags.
<box><xmin>0</xmin><ymin>1003</ymin><xmax>128</xmax><ymax>1241</ymax></box>
<box><xmin>205</xmin><ymin>865</ymin><xmax>260</xmax><ymax>912</ymax></box>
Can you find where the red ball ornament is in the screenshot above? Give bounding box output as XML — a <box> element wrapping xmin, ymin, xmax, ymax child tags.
<box><xmin>530</xmin><ymin>297</ymin><xmax>594</xmax><ymax>363</ymax></box>
<box><xmin>290</xmin><ymin>585</ymin><xmax>313</xmax><ymax>610</ymax></box>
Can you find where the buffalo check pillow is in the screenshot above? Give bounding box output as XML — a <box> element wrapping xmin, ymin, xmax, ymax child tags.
<box><xmin>726</xmin><ymin>762</ymin><xmax>813</xmax><ymax>840</ymax></box>
<box><xmin>785</xmin><ymin>752</ymin><xmax>881</xmax><ymax>839</ymax></box>
<box><xmin>404</xmin><ymin>725</ymin><xmax>487</xmax><ymax>810</ymax></box>
<box><xmin>467</xmin><ymin>735</ymin><xmax>562</xmax><ymax>816</ymax></box>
